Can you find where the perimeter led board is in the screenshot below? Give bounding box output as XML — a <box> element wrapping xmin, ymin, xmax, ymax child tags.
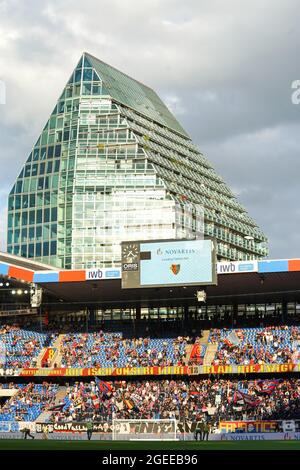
<box><xmin>121</xmin><ymin>239</ymin><xmax>217</xmax><ymax>289</ymax></box>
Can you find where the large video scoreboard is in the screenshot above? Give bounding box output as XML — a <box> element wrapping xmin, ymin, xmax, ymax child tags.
<box><xmin>121</xmin><ymin>239</ymin><xmax>217</xmax><ymax>289</ymax></box>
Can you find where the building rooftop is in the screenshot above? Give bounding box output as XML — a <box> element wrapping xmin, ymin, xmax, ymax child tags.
<box><xmin>84</xmin><ymin>52</ymin><xmax>189</xmax><ymax>138</ymax></box>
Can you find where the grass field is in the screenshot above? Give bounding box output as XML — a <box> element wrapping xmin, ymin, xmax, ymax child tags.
<box><xmin>0</xmin><ymin>439</ymin><xmax>299</xmax><ymax>450</ymax></box>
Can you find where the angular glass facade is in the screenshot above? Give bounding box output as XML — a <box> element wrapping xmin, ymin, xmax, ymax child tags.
<box><xmin>7</xmin><ymin>53</ymin><xmax>268</xmax><ymax>269</ymax></box>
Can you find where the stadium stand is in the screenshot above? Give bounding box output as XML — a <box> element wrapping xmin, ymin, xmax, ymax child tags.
<box><xmin>44</xmin><ymin>377</ymin><xmax>300</xmax><ymax>425</ymax></box>
<box><xmin>209</xmin><ymin>326</ymin><xmax>300</xmax><ymax>365</ymax></box>
<box><xmin>0</xmin><ymin>383</ymin><xmax>58</xmax><ymax>422</ymax></box>
<box><xmin>0</xmin><ymin>322</ymin><xmax>300</xmax><ymax>433</ymax></box>
<box><xmin>60</xmin><ymin>332</ymin><xmax>193</xmax><ymax>368</ymax></box>
<box><xmin>0</xmin><ymin>376</ymin><xmax>300</xmax><ymax>427</ymax></box>
<box><xmin>0</xmin><ymin>324</ymin><xmax>57</xmax><ymax>368</ymax></box>
<box><xmin>1</xmin><ymin>324</ymin><xmax>300</xmax><ymax>368</ymax></box>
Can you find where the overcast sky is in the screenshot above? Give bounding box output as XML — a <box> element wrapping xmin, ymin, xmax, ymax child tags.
<box><xmin>0</xmin><ymin>0</ymin><xmax>299</xmax><ymax>258</ymax></box>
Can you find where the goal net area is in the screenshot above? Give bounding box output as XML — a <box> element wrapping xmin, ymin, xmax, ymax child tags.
<box><xmin>112</xmin><ymin>419</ymin><xmax>178</xmax><ymax>441</ymax></box>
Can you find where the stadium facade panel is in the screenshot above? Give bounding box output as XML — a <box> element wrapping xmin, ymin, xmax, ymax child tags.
<box><xmin>7</xmin><ymin>53</ymin><xmax>268</xmax><ymax>269</ymax></box>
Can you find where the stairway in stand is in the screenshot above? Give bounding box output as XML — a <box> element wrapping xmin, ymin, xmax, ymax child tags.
<box><xmin>198</xmin><ymin>330</ymin><xmax>210</xmax><ymax>345</ymax></box>
<box><xmin>35</xmin><ymin>348</ymin><xmax>48</xmax><ymax>368</ymax></box>
<box><xmin>50</xmin><ymin>334</ymin><xmax>65</xmax><ymax>367</ymax></box>
<box><xmin>183</xmin><ymin>344</ymin><xmax>193</xmax><ymax>365</ymax></box>
<box><xmin>35</xmin><ymin>334</ymin><xmax>65</xmax><ymax>368</ymax></box>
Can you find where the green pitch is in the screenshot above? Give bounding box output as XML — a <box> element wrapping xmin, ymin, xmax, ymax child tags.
<box><xmin>0</xmin><ymin>440</ymin><xmax>299</xmax><ymax>450</ymax></box>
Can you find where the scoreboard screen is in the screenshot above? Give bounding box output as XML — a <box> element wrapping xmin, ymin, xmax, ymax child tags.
<box><xmin>121</xmin><ymin>239</ymin><xmax>217</xmax><ymax>289</ymax></box>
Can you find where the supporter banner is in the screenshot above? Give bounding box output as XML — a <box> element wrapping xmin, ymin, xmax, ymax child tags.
<box><xmin>202</xmin><ymin>363</ymin><xmax>298</xmax><ymax>374</ymax></box>
<box><xmin>219</xmin><ymin>421</ymin><xmax>277</xmax><ymax>433</ymax></box>
<box><xmin>35</xmin><ymin>422</ymin><xmax>300</xmax><ymax>438</ymax></box>
<box><xmin>41</xmin><ymin>347</ymin><xmax>56</xmax><ymax>367</ymax></box>
<box><xmin>190</xmin><ymin>344</ymin><xmax>205</xmax><ymax>360</ymax></box>
<box><xmin>37</xmin><ymin>421</ymin><xmax>198</xmax><ymax>434</ymax></box>
<box><xmin>18</xmin><ymin>363</ymin><xmax>300</xmax><ymax>377</ymax></box>
<box><xmin>19</xmin><ymin>365</ymin><xmax>194</xmax><ymax>377</ymax></box>
<box><xmin>36</xmin><ymin>422</ymin><xmax>113</xmax><ymax>434</ymax></box>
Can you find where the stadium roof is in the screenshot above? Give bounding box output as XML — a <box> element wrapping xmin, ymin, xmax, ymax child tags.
<box><xmin>2</xmin><ymin>253</ymin><xmax>300</xmax><ymax>307</ymax></box>
<box><xmin>0</xmin><ymin>251</ymin><xmax>55</xmax><ymax>275</ymax></box>
<box><xmin>83</xmin><ymin>52</ymin><xmax>189</xmax><ymax>138</ymax></box>
<box><xmin>39</xmin><ymin>270</ymin><xmax>300</xmax><ymax>307</ymax></box>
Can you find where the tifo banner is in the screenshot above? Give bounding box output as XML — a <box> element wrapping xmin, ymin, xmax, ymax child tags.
<box><xmin>19</xmin><ymin>365</ymin><xmax>193</xmax><ymax>377</ymax></box>
<box><xmin>36</xmin><ymin>421</ymin><xmax>200</xmax><ymax>434</ymax></box>
<box><xmin>219</xmin><ymin>421</ymin><xmax>277</xmax><ymax>433</ymax></box>
<box><xmin>190</xmin><ymin>344</ymin><xmax>205</xmax><ymax>360</ymax></box>
<box><xmin>41</xmin><ymin>348</ymin><xmax>56</xmax><ymax>367</ymax></box>
<box><xmin>36</xmin><ymin>422</ymin><xmax>113</xmax><ymax>434</ymax></box>
<box><xmin>202</xmin><ymin>363</ymin><xmax>298</xmax><ymax>374</ymax></box>
<box><xmin>226</xmin><ymin>331</ymin><xmax>241</xmax><ymax>347</ymax></box>
<box><xmin>35</xmin><ymin>421</ymin><xmax>300</xmax><ymax>438</ymax></box>
<box><xmin>18</xmin><ymin>363</ymin><xmax>300</xmax><ymax>377</ymax></box>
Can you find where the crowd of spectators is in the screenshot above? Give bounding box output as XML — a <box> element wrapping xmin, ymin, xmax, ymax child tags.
<box><xmin>0</xmin><ymin>382</ymin><xmax>58</xmax><ymax>422</ymax></box>
<box><xmin>47</xmin><ymin>377</ymin><xmax>300</xmax><ymax>425</ymax></box>
<box><xmin>0</xmin><ymin>321</ymin><xmax>200</xmax><ymax>369</ymax></box>
<box><xmin>209</xmin><ymin>326</ymin><xmax>300</xmax><ymax>365</ymax></box>
<box><xmin>0</xmin><ymin>377</ymin><xmax>300</xmax><ymax>426</ymax></box>
<box><xmin>1</xmin><ymin>321</ymin><xmax>300</xmax><ymax>428</ymax></box>
<box><xmin>2</xmin><ymin>322</ymin><xmax>300</xmax><ymax>370</ymax></box>
<box><xmin>0</xmin><ymin>324</ymin><xmax>57</xmax><ymax>369</ymax></box>
<box><xmin>60</xmin><ymin>332</ymin><xmax>191</xmax><ymax>368</ymax></box>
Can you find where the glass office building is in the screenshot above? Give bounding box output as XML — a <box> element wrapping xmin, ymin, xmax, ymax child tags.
<box><xmin>7</xmin><ymin>52</ymin><xmax>268</xmax><ymax>269</ymax></box>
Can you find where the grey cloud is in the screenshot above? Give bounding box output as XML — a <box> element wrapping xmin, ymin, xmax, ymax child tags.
<box><xmin>200</xmin><ymin>123</ymin><xmax>300</xmax><ymax>257</ymax></box>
